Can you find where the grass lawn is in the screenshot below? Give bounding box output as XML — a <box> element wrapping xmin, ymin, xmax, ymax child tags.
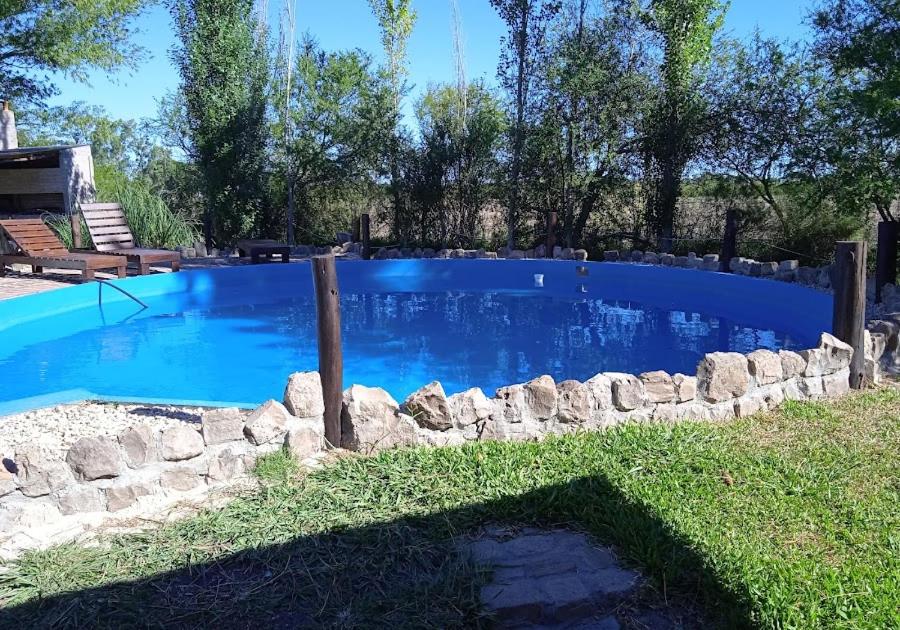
<box><xmin>1</xmin><ymin>388</ymin><xmax>898</xmax><ymax>628</ymax></box>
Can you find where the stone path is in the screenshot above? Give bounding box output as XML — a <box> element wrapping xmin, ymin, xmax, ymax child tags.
<box><xmin>464</xmin><ymin>526</ymin><xmax>701</xmax><ymax>629</ymax></box>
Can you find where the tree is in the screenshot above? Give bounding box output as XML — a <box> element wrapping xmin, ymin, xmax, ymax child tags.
<box><xmin>367</xmin><ymin>0</ymin><xmax>417</xmax><ymax>243</ymax></box>
<box><xmin>0</xmin><ymin>0</ymin><xmax>147</xmax><ymax>106</ymax></box>
<box><xmin>274</xmin><ymin>39</ymin><xmax>385</xmax><ymax>243</ymax></box>
<box><xmin>528</xmin><ymin>0</ymin><xmax>648</xmax><ymax>248</ymax></box>
<box><xmin>413</xmin><ymin>80</ymin><xmax>505</xmax><ymax>246</ymax></box>
<box><xmin>704</xmin><ymin>35</ymin><xmax>824</xmax><ymax>228</ymax></box>
<box><xmin>170</xmin><ymin>0</ymin><xmax>272</xmax><ymax>246</ymax></box>
<box><xmin>640</xmin><ymin>0</ymin><xmax>726</xmax><ymax>251</ymax></box>
<box><xmin>812</xmin><ymin>0</ymin><xmax>899</xmax><ymax>221</ymax></box>
<box><xmin>16</xmin><ymin>102</ymin><xmax>155</xmax><ymax>174</ymax></box>
<box><xmin>490</xmin><ymin>0</ymin><xmax>561</xmax><ymax>249</ymax></box>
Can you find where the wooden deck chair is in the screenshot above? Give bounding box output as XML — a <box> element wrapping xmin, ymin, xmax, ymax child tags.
<box><xmin>80</xmin><ymin>203</ymin><xmax>181</xmax><ymax>275</ymax></box>
<box><xmin>0</xmin><ymin>218</ymin><xmax>127</xmax><ymax>282</ymax></box>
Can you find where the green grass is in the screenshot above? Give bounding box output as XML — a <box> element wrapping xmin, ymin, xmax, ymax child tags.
<box><xmin>1</xmin><ymin>389</ymin><xmax>898</xmax><ymax>628</ymax></box>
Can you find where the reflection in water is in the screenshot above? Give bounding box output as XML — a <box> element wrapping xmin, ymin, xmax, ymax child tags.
<box><xmin>0</xmin><ymin>291</ymin><xmax>803</xmax><ymax>408</ymax></box>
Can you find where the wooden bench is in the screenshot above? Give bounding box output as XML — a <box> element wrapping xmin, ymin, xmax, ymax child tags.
<box><xmin>80</xmin><ymin>203</ymin><xmax>181</xmax><ymax>274</ymax></box>
<box><xmin>0</xmin><ymin>218</ymin><xmax>126</xmax><ymax>281</ymax></box>
<box><xmin>237</xmin><ymin>239</ymin><xmax>291</xmax><ymax>264</ymax></box>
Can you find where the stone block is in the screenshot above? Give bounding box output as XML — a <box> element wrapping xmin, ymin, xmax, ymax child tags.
<box><xmin>524</xmin><ymin>375</ymin><xmax>558</xmax><ymax>421</ymax></box>
<box><xmin>556</xmin><ymin>380</ymin><xmax>593</xmax><ymax>424</ymax></box>
<box><xmin>639</xmin><ymin>371</ymin><xmax>675</xmax><ymax>403</ymax></box>
<box><xmin>574</xmin><ymin>249</ymin><xmax>588</xmax><ymax>261</ymax></box>
<box><xmin>284</xmin><ymin>418</ymin><xmax>325</xmax><ymax>459</ymax></box>
<box><xmin>779</xmin><ymin>350</ymin><xmax>807</xmax><ymax>380</ymax></box>
<box><xmin>630</xmin><ymin>250</ymin><xmax>643</xmax><ymax>262</ymax></box>
<box><xmin>118</xmin><ymin>425</ymin><xmax>159</xmax><ymax>468</ymax></box>
<box><xmin>105</xmin><ymin>481</ymin><xmax>155</xmax><ymax>512</ymax></box>
<box><xmin>207</xmin><ymin>447</ymin><xmax>246</xmax><ymax>482</ymax></box>
<box><xmin>54</xmin><ymin>485</ymin><xmax>105</xmax><ymax>515</ymax></box>
<box><xmin>747</xmin><ymin>349</ymin><xmax>783</xmax><ymax>385</ymax></box>
<box><xmin>652</xmin><ymin>404</ymin><xmax>677</xmax><ymax>423</ymax></box>
<box><xmin>160</xmin><ymin>425</ymin><xmax>205</xmax><ymax>461</ymax></box>
<box><xmin>585</xmin><ymin>373</ymin><xmax>614</xmax><ymax>414</ymax></box>
<box><xmin>66</xmin><ymin>436</ymin><xmax>122</xmax><ymax>481</ymax></box>
<box><xmin>672</xmin><ymin>373</ymin><xmax>696</xmax><ymax>402</ymax></box>
<box><xmin>284</xmin><ymin>372</ymin><xmax>325</xmax><ymax>418</ymax></box>
<box><xmin>697</xmin><ymin>352</ymin><xmax>750</xmax><ymax>402</ymax></box>
<box><xmin>341</xmin><ymin>385</ymin><xmax>417</xmax><ymax>453</ymax></box>
<box><xmin>448</xmin><ymin>388</ymin><xmax>493</xmax><ymax>428</ymax></box>
<box><xmin>160</xmin><ymin>467</ymin><xmax>202</xmax><ymax>492</ymax></box>
<box><xmin>733</xmin><ymin>394</ymin><xmax>765</xmax><ymax>418</ymax></box>
<box><xmin>0</xmin><ymin>467</ymin><xmax>15</xmax><ymax>498</ymax></box>
<box><xmin>201</xmin><ymin>407</ymin><xmax>245</xmax><ymax>445</ymax></box>
<box><xmin>13</xmin><ymin>446</ymin><xmax>72</xmax><ymax>497</ymax></box>
<box><xmin>603</xmin><ymin>250</ymin><xmax>618</xmax><ymax>261</ymax></box>
<box><xmin>642</xmin><ymin>252</ymin><xmax>658</xmax><ymax>264</ymax></box>
<box><xmin>606</xmin><ymin>373</ymin><xmax>646</xmax><ymax>411</ymax></box>
<box><xmin>404</xmin><ymin>381</ymin><xmax>452</xmax><ymax>430</ymax></box>
<box><xmin>244</xmin><ymin>400</ymin><xmax>291</xmax><ymax>446</ymax></box>
<box><xmin>822</xmin><ymin>369</ymin><xmax>850</xmax><ymax>397</ymax></box>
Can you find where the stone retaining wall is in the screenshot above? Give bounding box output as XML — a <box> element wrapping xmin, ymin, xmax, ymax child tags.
<box><xmin>0</xmin><ymin>390</ymin><xmax>325</xmax><ymax>559</ymax></box>
<box><xmin>339</xmin><ymin>331</ymin><xmax>886</xmax><ymax>456</ymax></box>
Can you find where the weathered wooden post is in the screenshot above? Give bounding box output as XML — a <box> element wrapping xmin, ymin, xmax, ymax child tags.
<box><xmin>832</xmin><ymin>241</ymin><xmax>867</xmax><ymax>389</ymax></box>
<box><xmin>351</xmin><ymin>214</ymin><xmax>361</xmax><ymax>244</ymax></box>
<box><xmin>70</xmin><ymin>210</ymin><xmax>83</xmax><ymax>249</ymax></box>
<box><xmin>875</xmin><ymin>220</ymin><xmax>898</xmax><ymax>303</ymax></box>
<box><xmin>545</xmin><ymin>211</ymin><xmax>558</xmax><ymax>258</ymax></box>
<box><xmin>720</xmin><ymin>209</ymin><xmax>737</xmax><ymax>272</ymax></box>
<box><xmin>360</xmin><ymin>213</ymin><xmax>371</xmax><ymax>261</ymax></box>
<box><xmin>312</xmin><ymin>255</ymin><xmax>343</xmax><ymax>447</ymax></box>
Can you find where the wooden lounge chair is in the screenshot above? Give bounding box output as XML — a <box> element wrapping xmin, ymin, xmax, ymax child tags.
<box><xmin>236</xmin><ymin>239</ymin><xmax>291</xmax><ymax>264</ymax></box>
<box><xmin>0</xmin><ymin>218</ymin><xmax>127</xmax><ymax>281</ymax></box>
<box><xmin>80</xmin><ymin>203</ymin><xmax>181</xmax><ymax>275</ymax></box>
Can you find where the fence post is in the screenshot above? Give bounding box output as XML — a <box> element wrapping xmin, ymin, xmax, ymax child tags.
<box><xmin>720</xmin><ymin>209</ymin><xmax>737</xmax><ymax>272</ymax></box>
<box><xmin>545</xmin><ymin>211</ymin><xmax>558</xmax><ymax>258</ymax></box>
<box><xmin>312</xmin><ymin>255</ymin><xmax>343</xmax><ymax>447</ymax></box>
<box><xmin>832</xmin><ymin>241</ymin><xmax>867</xmax><ymax>389</ymax></box>
<box><xmin>875</xmin><ymin>220</ymin><xmax>898</xmax><ymax>303</ymax></box>
<box><xmin>360</xmin><ymin>213</ymin><xmax>371</xmax><ymax>261</ymax></box>
<box><xmin>70</xmin><ymin>211</ymin><xmax>83</xmax><ymax>249</ymax></box>
<box><xmin>351</xmin><ymin>214</ymin><xmax>361</xmax><ymax>244</ymax></box>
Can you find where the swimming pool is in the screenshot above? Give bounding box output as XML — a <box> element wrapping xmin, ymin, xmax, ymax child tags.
<box><xmin>0</xmin><ymin>260</ymin><xmax>832</xmax><ymax>415</ymax></box>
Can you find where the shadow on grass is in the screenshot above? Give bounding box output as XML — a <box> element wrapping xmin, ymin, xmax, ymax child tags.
<box><xmin>0</xmin><ymin>472</ymin><xmax>755</xmax><ymax>629</ymax></box>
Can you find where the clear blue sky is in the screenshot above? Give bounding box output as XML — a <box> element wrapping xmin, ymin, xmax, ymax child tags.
<box><xmin>46</xmin><ymin>0</ymin><xmax>818</xmax><ymax>125</ymax></box>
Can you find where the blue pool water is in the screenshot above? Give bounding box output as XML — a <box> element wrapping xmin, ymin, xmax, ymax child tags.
<box><xmin>0</xmin><ymin>261</ymin><xmax>832</xmax><ymax>414</ymax></box>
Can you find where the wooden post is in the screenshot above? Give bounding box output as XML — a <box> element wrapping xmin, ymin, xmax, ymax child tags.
<box><xmin>720</xmin><ymin>209</ymin><xmax>737</xmax><ymax>272</ymax></box>
<box><xmin>351</xmin><ymin>214</ymin><xmax>361</xmax><ymax>244</ymax></box>
<box><xmin>70</xmin><ymin>211</ymin><xmax>83</xmax><ymax>249</ymax></box>
<box><xmin>832</xmin><ymin>241</ymin><xmax>867</xmax><ymax>389</ymax></box>
<box><xmin>875</xmin><ymin>221</ymin><xmax>898</xmax><ymax>303</ymax></box>
<box><xmin>545</xmin><ymin>211</ymin><xmax>557</xmax><ymax>258</ymax></box>
<box><xmin>360</xmin><ymin>213</ymin><xmax>371</xmax><ymax>260</ymax></box>
<box><xmin>312</xmin><ymin>255</ymin><xmax>343</xmax><ymax>447</ymax></box>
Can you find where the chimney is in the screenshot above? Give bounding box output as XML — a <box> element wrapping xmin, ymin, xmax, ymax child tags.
<box><xmin>1</xmin><ymin>100</ymin><xmax>19</xmax><ymax>150</ymax></box>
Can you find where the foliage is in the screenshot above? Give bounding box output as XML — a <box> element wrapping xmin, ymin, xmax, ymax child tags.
<box><xmin>640</xmin><ymin>0</ymin><xmax>727</xmax><ymax>250</ymax></box>
<box><xmin>811</xmin><ymin>0</ymin><xmax>899</xmax><ymax>221</ymax></box>
<box><xmin>46</xmin><ymin>166</ymin><xmax>199</xmax><ymax>250</ymax></box>
<box><xmin>0</xmin><ymin>0</ymin><xmax>147</xmax><ymax>106</ymax></box>
<box><xmin>490</xmin><ymin>0</ymin><xmax>562</xmax><ymax>249</ymax></box>
<box><xmin>523</xmin><ymin>0</ymin><xmax>648</xmax><ymax>248</ymax></box>
<box><xmin>3</xmin><ymin>390</ymin><xmax>899</xmax><ymax>627</ymax></box>
<box><xmin>409</xmin><ymin>81</ymin><xmax>506</xmax><ymax>247</ymax></box>
<box><xmin>367</xmin><ymin>0</ymin><xmax>417</xmax><ymax>243</ymax></box>
<box><xmin>15</xmin><ymin>102</ymin><xmax>155</xmax><ymax>174</ymax></box>
<box><xmin>170</xmin><ymin>0</ymin><xmax>272</xmax><ymax>246</ymax></box>
<box><xmin>273</xmin><ymin>38</ymin><xmax>387</xmax><ymax>244</ymax></box>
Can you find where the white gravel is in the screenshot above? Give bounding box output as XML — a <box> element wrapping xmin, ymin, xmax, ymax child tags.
<box><xmin>0</xmin><ymin>402</ymin><xmax>214</xmax><ymax>460</ymax></box>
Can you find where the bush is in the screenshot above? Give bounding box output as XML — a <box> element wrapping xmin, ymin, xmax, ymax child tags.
<box><xmin>47</xmin><ymin>171</ymin><xmax>200</xmax><ymax>250</ymax></box>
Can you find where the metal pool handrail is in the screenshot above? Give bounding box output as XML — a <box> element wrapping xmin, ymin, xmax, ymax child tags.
<box><xmin>97</xmin><ymin>279</ymin><xmax>148</xmax><ymax>310</ymax></box>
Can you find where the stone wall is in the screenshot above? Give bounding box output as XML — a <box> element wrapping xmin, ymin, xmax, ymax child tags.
<box><xmin>0</xmin><ymin>382</ymin><xmax>325</xmax><ymax>559</ymax></box>
<box><xmin>338</xmin><ymin>331</ymin><xmax>886</xmax><ymax>456</ymax></box>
